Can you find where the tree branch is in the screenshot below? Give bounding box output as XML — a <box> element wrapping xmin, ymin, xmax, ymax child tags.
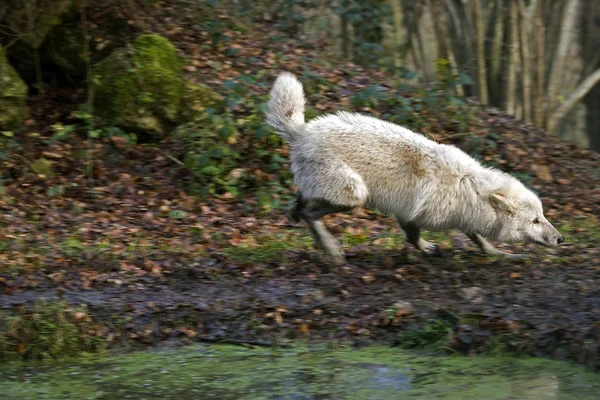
<box><xmin>547</xmin><ymin>67</ymin><xmax>600</xmax><ymax>134</ymax></box>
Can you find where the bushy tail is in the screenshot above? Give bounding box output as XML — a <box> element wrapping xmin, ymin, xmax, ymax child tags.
<box><xmin>266</xmin><ymin>72</ymin><xmax>306</xmax><ymax>143</ymax></box>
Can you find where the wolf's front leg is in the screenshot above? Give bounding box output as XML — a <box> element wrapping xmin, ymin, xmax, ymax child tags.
<box><xmin>466</xmin><ymin>233</ymin><xmax>525</xmax><ymax>259</ymax></box>
<box><xmin>397</xmin><ymin>220</ymin><xmax>437</xmax><ymax>255</ymax></box>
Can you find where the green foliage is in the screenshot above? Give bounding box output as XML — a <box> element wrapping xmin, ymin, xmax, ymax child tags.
<box><xmin>44</xmin><ymin>106</ymin><xmax>137</xmax><ymax>146</ymax></box>
<box><xmin>330</xmin><ymin>0</ymin><xmax>390</xmax><ymax>66</ymax></box>
<box><xmin>0</xmin><ymin>300</ymin><xmax>105</xmax><ymax>361</ymax></box>
<box><xmin>224</xmin><ymin>233</ymin><xmax>313</xmax><ymax>263</ymax></box>
<box><xmin>178</xmin><ymin>73</ymin><xmax>291</xmax><ymax>199</ymax></box>
<box><xmin>196</xmin><ymin>0</ymin><xmax>246</xmax><ymax>48</ymax></box>
<box><xmin>75</xmin><ymin>106</ymin><xmax>138</xmax><ymax>145</ymax></box>
<box><xmin>396</xmin><ymin>319</ymin><xmax>454</xmax><ymax>351</ymax></box>
<box><xmin>349</xmin><ymin>64</ymin><xmax>473</xmax><ymax>132</ymax></box>
<box><xmin>0</xmin><ymin>131</ymin><xmax>22</xmax><ymax>163</ymax></box>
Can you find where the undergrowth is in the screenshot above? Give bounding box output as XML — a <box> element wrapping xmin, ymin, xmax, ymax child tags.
<box><xmin>0</xmin><ymin>300</ymin><xmax>105</xmax><ymax>361</ymax></box>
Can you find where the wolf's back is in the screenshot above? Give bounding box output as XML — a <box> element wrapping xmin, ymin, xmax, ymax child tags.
<box><xmin>266</xmin><ymin>72</ymin><xmax>306</xmax><ymax>143</ymax></box>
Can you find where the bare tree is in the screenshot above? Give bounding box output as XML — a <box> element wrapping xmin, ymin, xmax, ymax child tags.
<box><xmin>489</xmin><ymin>0</ymin><xmax>505</xmax><ymax>104</ymax></box>
<box><xmin>506</xmin><ymin>1</ymin><xmax>519</xmax><ymax>115</ymax></box>
<box><xmin>473</xmin><ymin>0</ymin><xmax>488</xmax><ymax>104</ymax></box>
<box><xmin>545</xmin><ymin>0</ymin><xmax>580</xmax><ymax>129</ymax></box>
<box><xmin>534</xmin><ymin>0</ymin><xmax>545</xmax><ymax>127</ymax></box>
<box><xmin>548</xmin><ymin>66</ymin><xmax>600</xmax><ymax>134</ymax></box>
<box><xmin>518</xmin><ymin>0</ymin><xmax>537</xmax><ymax>123</ymax></box>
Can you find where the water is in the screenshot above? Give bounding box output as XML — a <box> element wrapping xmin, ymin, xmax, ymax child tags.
<box><xmin>0</xmin><ymin>344</ymin><xmax>598</xmax><ymax>399</ymax></box>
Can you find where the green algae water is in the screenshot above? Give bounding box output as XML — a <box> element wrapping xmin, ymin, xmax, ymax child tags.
<box><xmin>0</xmin><ymin>345</ymin><xmax>598</xmax><ymax>399</ymax></box>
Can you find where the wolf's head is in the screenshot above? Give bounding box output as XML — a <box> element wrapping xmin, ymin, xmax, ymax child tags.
<box><xmin>487</xmin><ymin>178</ymin><xmax>564</xmax><ymax>246</ymax></box>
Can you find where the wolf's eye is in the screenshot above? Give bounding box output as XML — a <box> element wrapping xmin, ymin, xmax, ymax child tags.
<box><xmin>532</xmin><ymin>218</ymin><xmax>540</xmax><ymax>224</ymax></box>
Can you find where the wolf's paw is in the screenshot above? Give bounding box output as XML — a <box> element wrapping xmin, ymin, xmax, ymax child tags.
<box><xmin>416</xmin><ymin>239</ymin><xmax>438</xmax><ymax>255</ymax></box>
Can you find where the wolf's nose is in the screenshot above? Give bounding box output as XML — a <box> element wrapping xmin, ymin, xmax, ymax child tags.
<box><xmin>557</xmin><ymin>235</ymin><xmax>564</xmax><ymax>244</ymax></box>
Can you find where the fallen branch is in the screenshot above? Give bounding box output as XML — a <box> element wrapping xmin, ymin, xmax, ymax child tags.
<box><xmin>195</xmin><ymin>336</ymin><xmax>292</xmax><ymax>348</ymax></box>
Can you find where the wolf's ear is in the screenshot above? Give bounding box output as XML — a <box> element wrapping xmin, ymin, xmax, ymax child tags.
<box><xmin>489</xmin><ymin>192</ymin><xmax>515</xmax><ymax>214</ymax></box>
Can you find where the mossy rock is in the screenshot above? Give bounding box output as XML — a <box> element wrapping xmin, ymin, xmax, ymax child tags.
<box><xmin>46</xmin><ymin>22</ymin><xmax>88</xmax><ymax>78</ymax></box>
<box><xmin>93</xmin><ymin>34</ymin><xmax>221</xmax><ymax>137</ymax></box>
<box><xmin>0</xmin><ymin>46</ymin><xmax>28</xmax><ymax>130</ymax></box>
<box><xmin>2</xmin><ymin>0</ymin><xmax>76</xmax><ymax>49</ymax></box>
<box><xmin>30</xmin><ymin>158</ymin><xmax>55</xmax><ymax>178</ymax></box>
<box><xmin>181</xmin><ymin>82</ymin><xmax>224</xmax><ymax>120</ymax></box>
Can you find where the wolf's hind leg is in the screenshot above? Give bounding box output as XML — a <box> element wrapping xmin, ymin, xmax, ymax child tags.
<box><xmin>466</xmin><ymin>233</ymin><xmax>525</xmax><ymax>259</ymax></box>
<box><xmin>397</xmin><ymin>220</ymin><xmax>437</xmax><ymax>254</ymax></box>
<box><xmin>293</xmin><ymin>194</ymin><xmax>354</xmax><ymax>265</ymax></box>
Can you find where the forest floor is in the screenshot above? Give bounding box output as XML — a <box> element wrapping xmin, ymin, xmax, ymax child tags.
<box><xmin>1</xmin><ymin>1</ymin><xmax>599</xmax><ymax>370</ymax></box>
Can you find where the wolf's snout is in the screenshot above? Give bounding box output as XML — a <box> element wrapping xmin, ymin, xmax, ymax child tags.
<box><xmin>557</xmin><ymin>235</ymin><xmax>564</xmax><ymax>245</ymax></box>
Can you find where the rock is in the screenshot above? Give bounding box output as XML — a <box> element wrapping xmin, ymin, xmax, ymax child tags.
<box><xmin>458</xmin><ymin>286</ymin><xmax>484</xmax><ymax>301</ymax></box>
<box><xmin>30</xmin><ymin>158</ymin><xmax>55</xmax><ymax>178</ymax></box>
<box><xmin>93</xmin><ymin>34</ymin><xmax>221</xmax><ymax>137</ymax></box>
<box><xmin>46</xmin><ymin>22</ymin><xmax>88</xmax><ymax>78</ymax></box>
<box><xmin>0</xmin><ymin>46</ymin><xmax>28</xmax><ymax>130</ymax></box>
<box><xmin>181</xmin><ymin>81</ymin><xmax>223</xmax><ymax>120</ymax></box>
<box><xmin>391</xmin><ymin>301</ymin><xmax>413</xmax><ymax>318</ymax></box>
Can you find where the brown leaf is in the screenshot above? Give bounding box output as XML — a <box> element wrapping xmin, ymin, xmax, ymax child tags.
<box><xmin>361</xmin><ymin>274</ymin><xmax>375</xmax><ymax>284</ymax></box>
<box><xmin>531</xmin><ymin>164</ymin><xmax>553</xmax><ymax>182</ymax></box>
<box><xmin>299</xmin><ymin>323</ymin><xmax>309</xmax><ymax>335</ymax></box>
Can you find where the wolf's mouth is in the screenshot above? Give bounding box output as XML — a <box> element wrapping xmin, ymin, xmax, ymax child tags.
<box><xmin>528</xmin><ymin>238</ymin><xmax>549</xmax><ymax>246</ymax></box>
<box><xmin>532</xmin><ymin>239</ymin><xmax>553</xmax><ymax>247</ymax></box>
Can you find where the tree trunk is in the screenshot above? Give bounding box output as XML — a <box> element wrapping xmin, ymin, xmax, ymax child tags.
<box><xmin>518</xmin><ymin>0</ymin><xmax>537</xmax><ymax>123</ymax></box>
<box><xmin>473</xmin><ymin>0</ymin><xmax>488</xmax><ymax>104</ymax></box>
<box><xmin>341</xmin><ymin>17</ymin><xmax>350</xmax><ymax>59</ymax></box>
<box><xmin>390</xmin><ymin>0</ymin><xmax>405</xmax><ymax>68</ymax></box>
<box><xmin>506</xmin><ymin>1</ymin><xmax>518</xmax><ymax>115</ymax></box>
<box><xmin>547</xmin><ymin>67</ymin><xmax>600</xmax><ymax>134</ymax></box>
<box><xmin>490</xmin><ymin>0</ymin><xmax>505</xmax><ymax>104</ymax></box>
<box><xmin>534</xmin><ymin>0</ymin><xmax>545</xmax><ymax>127</ymax></box>
<box><xmin>545</xmin><ymin>0</ymin><xmax>580</xmax><ymax>130</ymax></box>
<box><xmin>427</xmin><ymin>0</ymin><xmax>446</xmax><ymax>60</ymax></box>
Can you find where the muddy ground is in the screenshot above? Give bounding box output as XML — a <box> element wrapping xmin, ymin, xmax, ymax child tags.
<box><xmin>1</xmin><ymin>136</ymin><xmax>599</xmax><ymax>370</ymax></box>
<box><xmin>1</xmin><ymin>0</ymin><xmax>599</xmax><ymax>370</ymax></box>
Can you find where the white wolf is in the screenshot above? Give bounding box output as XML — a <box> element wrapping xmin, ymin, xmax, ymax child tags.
<box><xmin>266</xmin><ymin>72</ymin><xmax>563</xmax><ymax>265</ymax></box>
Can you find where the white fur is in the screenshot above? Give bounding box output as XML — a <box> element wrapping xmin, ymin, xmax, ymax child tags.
<box><xmin>266</xmin><ymin>72</ymin><xmax>306</xmax><ymax>143</ymax></box>
<box><xmin>266</xmin><ymin>72</ymin><xmax>563</xmax><ymax>254</ymax></box>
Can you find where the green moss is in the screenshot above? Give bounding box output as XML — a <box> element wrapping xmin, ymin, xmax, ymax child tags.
<box><xmin>1</xmin><ymin>344</ymin><xmax>599</xmax><ymax>399</ymax></box>
<box><xmin>223</xmin><ymin>233</ymin><xmax>313</xmax><ymax>263</ymax></box>
<box><xmin>0</xmin><ymin>300</ymin><xmax>105</xmax><ymax>361</ymax></box>
<box><xmin>30</xmin><ymin>158</ymin><xmax>55</xmax><ymax>178</ymax></box>
<box><xmin>93</xmin><ymin>34</ymin><xmax>180</xmax><ymax>135</ymax></box>
<box><xmin>0</xmin><ymin>46</ymin><xmax>28</xmax><ymax>130</ymax></box>
<box><xmin>180</xmin><ymin>81</ymin><xmax>223</xmax><ymax>120</ymax></box>
<box><xmin>557</xmin><ymin>218</ymin><xmax>600</xmax><ymax>245</ymax></box>
<box><xmin>94</xmin><ymin>34</ymin><xmax>220</xmax><ymax>136</ymax></box>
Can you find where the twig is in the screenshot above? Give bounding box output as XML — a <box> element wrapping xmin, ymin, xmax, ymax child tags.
<box><xmin>80</xmin><ymin>0</ymin><xmax>95</xmax><ymax>188</ymax></box>
<box><xmin>155</xmin><ymin>147</ymin><xmax>186</xmax><ymax>167</ymax></box>
<box><xmin>194</xmin><ymin>336</ymin><xmax>291</xmax><ymax>348</ymax></box>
